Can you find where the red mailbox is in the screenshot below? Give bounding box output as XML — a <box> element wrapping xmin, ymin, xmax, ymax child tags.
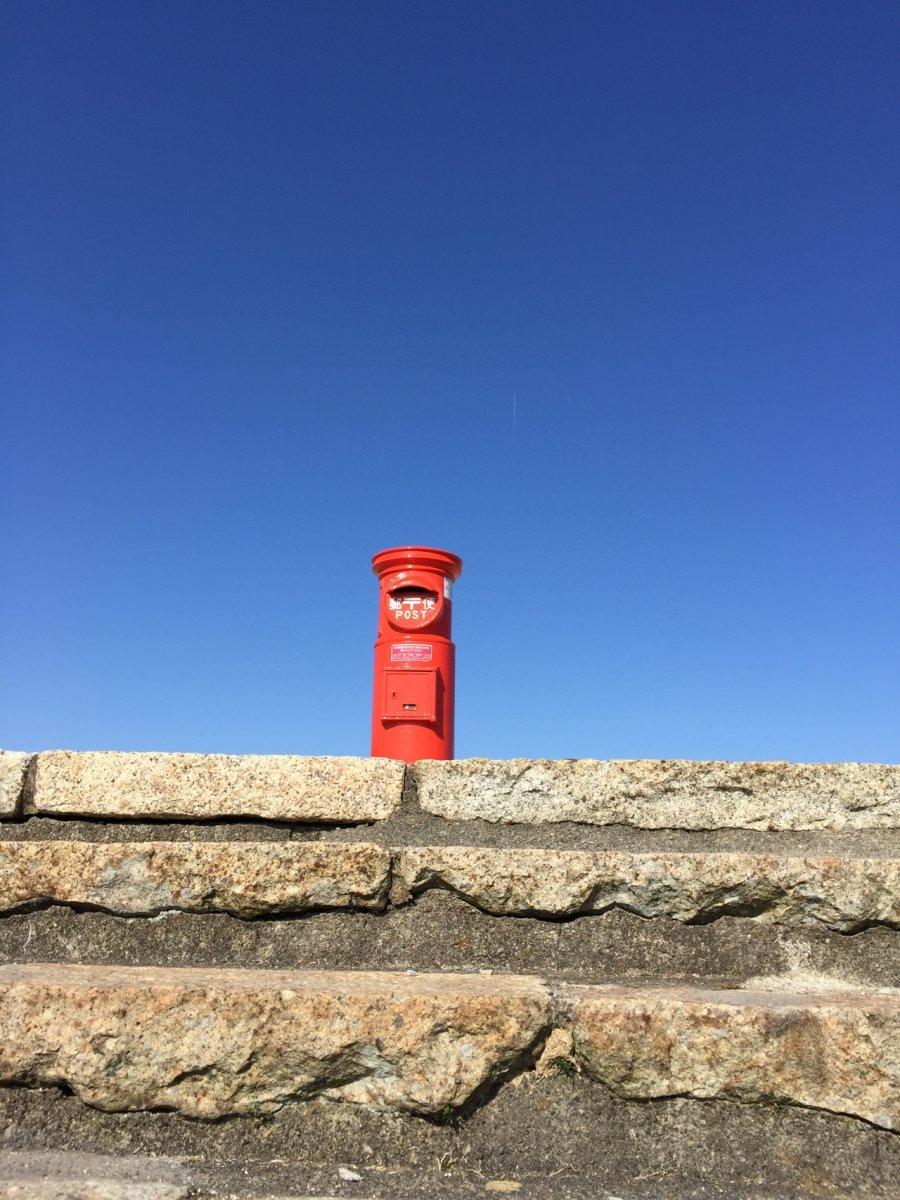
<box><xmin>370</xmin><ymin>545</ymin><xmax>463</xmax><ymax>762</ymax></box>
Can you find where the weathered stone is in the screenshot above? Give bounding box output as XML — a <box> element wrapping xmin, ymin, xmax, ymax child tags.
<box><xmin>0</xmin><ymin>964</ymin><xmax>551</xmax><ymax>1119</ymax></box>
<box><xmin>0</xmin><ymin>841</ymin><xmax>390</xmax><ymax>917</ymax></box>
<box><xmin>415</xmin><ymin>759</ymin><xmax>900</xmax><ymax>831</ymax></box>
<box><xmin>0</xmin><ymin>753</ymin><xmax>31</xmax><ymax>819</ymax></box>
<box><xmin>568</xmin><ymin>984</ymin><xmax>900</xmax><ymax>1130</ymax></box>
<box><xmin>534</xmin><ymin>1027</ymin><xmax>576</xmax><ymax>1077</ymax></box>
<box><xmin>393</xmin><ymin>845</ymin><xmax>899</xmax><ymax>931</ymax></box>
<box><xmin>5</xmin><ymin>838</ymin><xmax>890</xmax><ymax>930</ymax></box>
<box><xmin>28</xmin><ymin>752</ymin><xmax>404</xmax><ymax>823</ymax></box>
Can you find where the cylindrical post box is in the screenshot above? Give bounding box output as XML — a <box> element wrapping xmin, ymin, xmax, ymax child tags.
<box><xmin>370</xmin><ymin>545</ymin><xmax>463</xmax><ymax>762</ymax></box>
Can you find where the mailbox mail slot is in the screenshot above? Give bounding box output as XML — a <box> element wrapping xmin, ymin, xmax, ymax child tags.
<box><xmin>387</xmin><ymin>585</ymin><xmax>439</xmax><ymax>623</ymax></box>
<box><xmin>383</xmin><ymin>669</ymin><xmax>437</xmax><ymax>722</ymax></box>
<box><xmin>370</xmin><ymin>545</ymin><xmax>463</xmax><ymax>763</ymax></box>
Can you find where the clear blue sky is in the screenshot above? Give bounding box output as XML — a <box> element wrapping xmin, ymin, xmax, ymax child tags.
<box><xmin>2</xmin><ymin>1</ymin><xmax>898</xmax><ymax>762</ymax></box>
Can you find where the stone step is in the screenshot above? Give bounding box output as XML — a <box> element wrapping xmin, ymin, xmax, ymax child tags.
<box><xmin>5</xmin><ymin>752</ymin><xmax>899</xmax><ymax>831</ymax></box>
<box><xmin>0</xmin><ymin>840</ymin><xmax>391</xmax><ymax>917</ymax></box>
<box><xmin>0</xmin><ymin>837</ymin><xmax>894</xmax><ymax>931</ymax></box>
<box><xmin>17</xmin><ymin>753</ymin><xmax>404</xmax><ymax>824</ymax></box>
<box><xmin>1</xmin><ymin>750</ymin><xmax>896</xmax><ymax>1199</ymax></box>
<box><xmin>416</xmin><ymin>758</ymin><xmax>900</xmax><ymax>830</ymax></box>
<box><xmin>0</xmin><ymin>963</ymin><xmax>550</xmax><ymax>1120</ymax></box>
<box><xmin>390</xmin><ymin>843</ymin><xmax>899</xmax><ymax>929</ymax></box>
<box><xmin>0</xmin><ymin>963</ymin><xmax>895</xmax><ymax>1130</ymax></box>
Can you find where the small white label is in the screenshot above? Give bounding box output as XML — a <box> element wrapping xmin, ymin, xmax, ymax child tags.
<box><xmin>443</xmin><ymin>578</ymin><xmax>453</xmax><ymax>599</ymax></box>
<box><xmin>391</xmin><ymin>643</ymin><xmax>433</xmax><ymax>663</ymax></box>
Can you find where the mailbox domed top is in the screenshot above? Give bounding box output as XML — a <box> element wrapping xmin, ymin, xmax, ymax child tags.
<box><xmin>371</xmin><ymin>545</ymin><xmax>463</xmax><ymax>581</ymax></box>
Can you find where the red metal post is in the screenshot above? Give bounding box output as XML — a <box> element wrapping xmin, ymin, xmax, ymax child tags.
<box><xmin>370</xmin><ymin>545</ymin><xmax>463</xmax><ymax>762</ymax></box>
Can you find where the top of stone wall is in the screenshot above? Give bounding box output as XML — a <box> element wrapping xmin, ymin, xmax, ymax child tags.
<box><xmin>23</xmin><ymin>752</ymin><xmax>404</xmax><ymax>824</ymax></box>
<box><xmin>2</xmin><ymin>751</ymin><xmax>898</xmax><ymax>831</ymax></box>
<box><xmin>416</xmin><ymin>758</ymin><xmax>900</xmax><ymax>831</ymax></box>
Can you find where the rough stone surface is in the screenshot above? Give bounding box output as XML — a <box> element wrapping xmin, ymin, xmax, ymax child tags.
<box><xmin>0</xmin><ymin>841</ymin><xmax>390</xmax><ymax>917</ymax></box>
<box><xmin>2</xmin><ymin>838</ymin><xmax>891</xmax><ymax>929</ymax></box>
<box><xmin>393</xmin><ymin>845</ymin><xmax>899</xmax><ymax>931</ymax></box>
<box><xmin>0</xmin><ymin>963</ymin><xmax>894</xmax><ymax>1131</ymax></box>
<box><xmin>27</xmin><ymin>752</ymin><xmax>403</xmax><ymax>823</ymax></box>
<box><xmin>0</xmin><ymin>964</ymin><xmax>550</xmax><ymax>1119</ymax></box>
<box><xmin>569</xmin><ymin>984</ymin><xmax>900</xmax><ymax>1130</ymax></box>
<box><xmin>2</xmin><ymin>748</ymin><xmax>896</xmax><ymax>1195</ymax></box>
<box><xmin>414</xmin><ymin>759</ymin><xmax>900</xmax><ymax>830</ymax></box>
<box><xmin>0</xmin><ymin>754</ymin><xmax>30</xmax><ymax>820</ymax></box>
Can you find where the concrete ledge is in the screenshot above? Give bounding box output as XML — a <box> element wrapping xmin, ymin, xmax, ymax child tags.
<box><xmin>2</xmin><ymin>894</ymin><xmax>894</xmax><ymax>989</ymax></box>
<box><xmin>393</xmin><ymin>845</ymin><xmax>900</xmax><ymax>931</ymax></box>
<box><xmin>0</xmin><ymin>1185</ymin><xmax>190</xmax><ymax>1200</ymax></box>
<box><xmin>0</xmin><ymin>963</ymin><xmax>894</xmax><ymax>1128</ymax></box>
<box><xmin>0</xmin><ymin>841</ymin><xmax>390</xmax><ymax>917</ymax></box>
<box><xmin>415</xmin><ymin>758</ymin><xmax>900</xmax><ymax>831</ymax></box>
<box><xmin>0</xmin><ymin>755</ymin><xmax>31</xmax><ymax>820</ymax></box>
<box><xmin>569</xmin><ymin>983</ymin><xmax>899</xmax><ymax>1131</ymax></box>
<box><xmin>27</xmin><ymin>753</ymin><xmax>404</xmax><ymax>823</ymax></box>
<box><xmin>2</xmin><ymin>1082</ymin><xmax>897</xmax><ymax>1200</ymax></box>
